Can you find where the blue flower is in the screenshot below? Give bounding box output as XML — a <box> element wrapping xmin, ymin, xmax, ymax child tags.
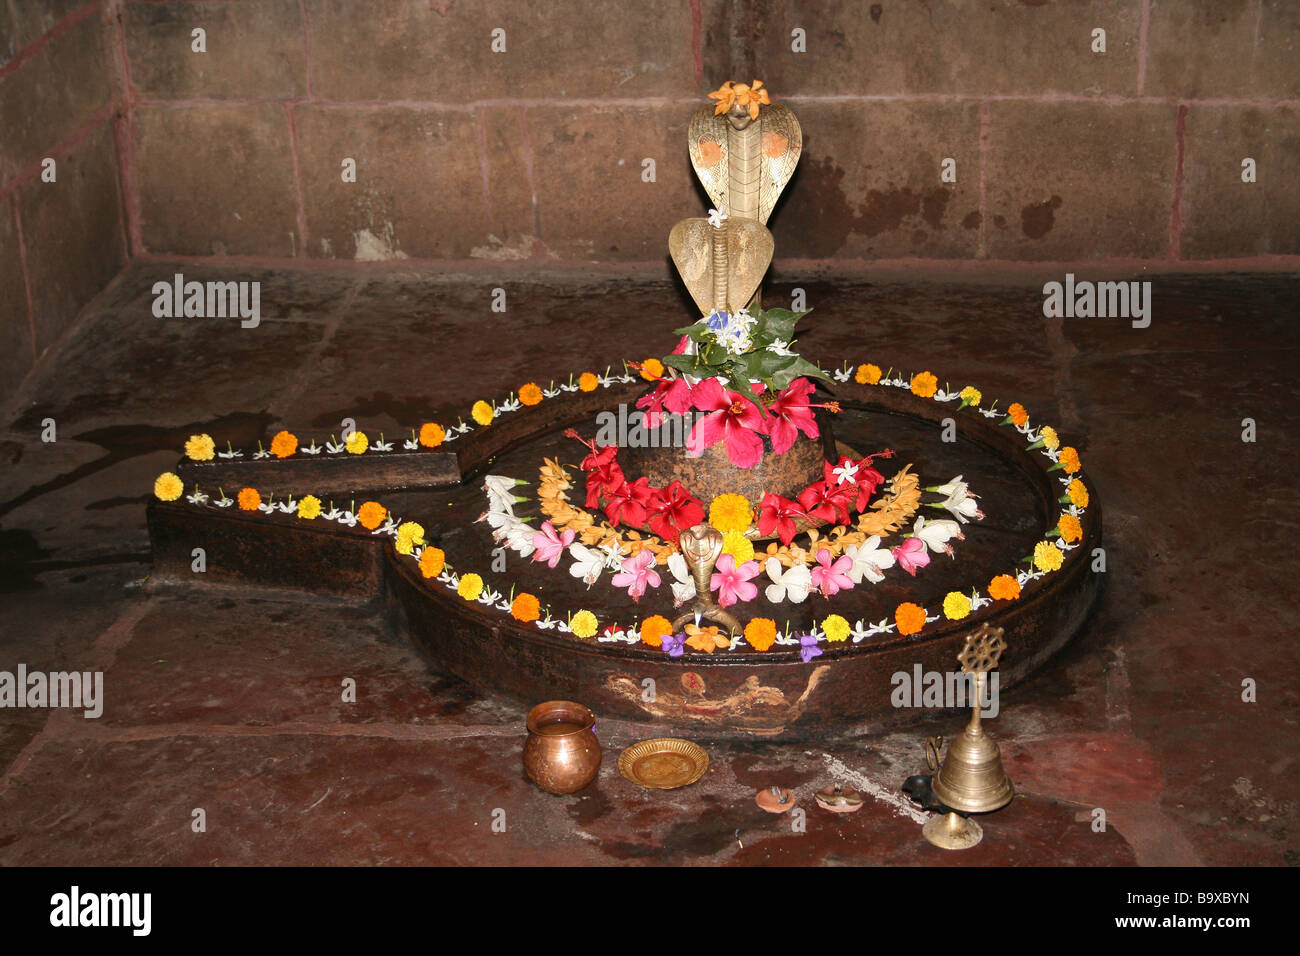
<box><xmin>799</xmin><ymin>633</ymin><xmax>823</xmax><ymax>663</ymax></box>
<box><xmin>706</xmin><ymin>310</ymin><xmax>729</xmax><ymax>332</ymax></box>
<box><xmin>663</xmin><ymin>632</ymin><xmax>686</xmax><ymax>658</ymax></box>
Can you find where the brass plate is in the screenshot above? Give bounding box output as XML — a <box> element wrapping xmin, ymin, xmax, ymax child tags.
<box><xmin>618</xmin><ymin>738</ymin><xmax>709</xmax><ymax>790</ymax></box>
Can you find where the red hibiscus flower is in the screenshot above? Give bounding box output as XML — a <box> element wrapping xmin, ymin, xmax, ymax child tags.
<box><xmin>603</xmin><ymin>475</ymin><xmax>654</xmax><ymax>527</ymax></box>
<box><xmin>647</xmin><ymin>480</ymin><xmax>705</xmax><ymax>543</ymax></box>
<box><xmin>797</xmin><ymin>479</ymin><xmax>854</xmax><ymax>526</ymax></box>
<box><xmin>762</xmin><ymin>377</ymin><xmax>821</xmax><ymax>455</ymax></box>
<box><xmin>757</xmin><ymin>492</ymin><xmax>806</xmax><ymax>545</ymax></box>
<box><xmin>685</xmin><ymin>377</ymin><xmax>767</xmax><ymax>469</ymax></box>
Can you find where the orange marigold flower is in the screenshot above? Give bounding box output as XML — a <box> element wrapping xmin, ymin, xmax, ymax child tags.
<box><xmin>578</xmin><ymin>372</ymin><xmax>599</xmax><ymax>392</ymax></box>
<box><xmin>744</xmin><ymin>617</ymin><xmax>777</xmax><ymax>652</ymax></box>
<box><xmin>910</xmin><ymin>371</ymin><xmax>938</xmax><ymax>398</ymax></box>
<box><xmin>269</xmin><ymin>430</ymin><xmax>297</xmax><ymax>458</ymax></box>
<box><xmin>237</xmin><ymin>487</ymin><xmax>261</xmax><ymax>511</ymax></box>
<box><xmin>519</xmin><ymin>383</ymin><xmax>543</xmax><ymax>406</ymax></box>
<box><xmin>640</xmin><ymin>357</ymin><xmax>665</xmax><ymax>381</ymax></box>
<box><xmin>639</xmin><ymin>614</ymin><xmax>673</xmax><ymax>648</ymax></box>
<box><xmin>419</xmin><ymin>423</ymin><xmax>445</xmax><ymax>448</ymax></box>
<box><xmin>419</xmin><ymin>547</ymin><xmax>446</xmax><ymax>578</ymax></box>
<box><xmin>855</xmin><ymin>363</ymin><xmax>882</xmax><ymax>385</ymax></box>
<box><xmin>511</xmin><ymin>592</ymin><xmax>541</xmax><ymax>622</ymax></box>
<box><xmin>1066</xmin><ymin>479</ymin><xmax>1089</xmax><ymax>508</ymax></box>
<box><xmin>1058</xmin><ymin>446</ymin><xmax>1081</xmax><ymax>474</ymax></box>
<box><xmin>357</xmin><ymin>501</ymin><xmax>387</xmax><ymax>530</ymax></box>
<box><xmin>1058</xmin><ymin>513</ymin><xmax>1082</xmax><ymax>543</ymax></box>
<box><xmin>895</xmin><ymin>602</ymin><xmax>927</xmax><ymax>636</ymax></box>
<box><xmin>988</xmin><ymin>574</ymin><xmax>1020</xmax><ymax>601</ymax></box>
<box><xmin>1007</xmin><ymin>402</ymin><xmax>1028</xmax><ymax>427</ymax></box>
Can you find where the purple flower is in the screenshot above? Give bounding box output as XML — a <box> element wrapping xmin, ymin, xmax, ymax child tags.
<box><xmin>662</xmin><ymin>632</ymin><xmax>686</xmax><ymax>658</ymax></box>
<box><xmin>799</xmin><ymin>633</ymin><xmax>823</xmax><ymax>664</ymax></box>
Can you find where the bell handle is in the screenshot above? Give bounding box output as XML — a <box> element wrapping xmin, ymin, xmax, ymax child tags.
<box><xmin>925</xmin><ymin>735</ymin><xmax>943</xmax><ymax>772</ymax></box>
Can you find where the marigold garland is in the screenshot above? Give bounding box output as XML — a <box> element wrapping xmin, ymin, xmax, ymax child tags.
<box><xmin>1038</xmin><ymin>426</ymin><xmax>1059</xmax><ymax>451</ymax></box>
<box><xmin>1066</xmin><ymin>479</ymin><xmax>1089</xmax><ymax>508</ymax></box>
<box><xmin>721</xmin><ymin>530</ymin><xmax>754</xmax><ymax>565</ymax></box>
<box><xmin>895</xmin><ymin>602</ymin><xmax>927</xmax><ymax>636</ymax></box>
<box><xmin>395</xmin><ymin>521</ymin><xmax>425</xmax><ymax>555</ymax></box>
<box><xmin>1058</xmin><ymin>446</ymin><xmax>1081</xmax><ymax>474</ymax></box>
<box><xmin>1007</xmin><ymin>403</ymin><xmax>1028</xmax><ymax>428</ymax></box>
<box><xmin>1057</xmin><ymin>513</ymin><xmax>1082</xmax><ymax>544</ymax></box>
<box><xmin>458</xmin><ymin>572</ymin><xmax>484</xmax><ymax>600</ymax></box>
<box><xmin>910</xmin><ymin>371</ymin><xmax>938</xmax><ymax>398</ymax></box>
<box><xmin>1033</xmin><ymin>541</ymin><xmax>1063</xmax><ymax>572</ymax></box>
<box><xmin>571</xmin><ymin>610</ymin><xmax>598</xmax><ymax>638</ymax></box>
<box><xmin>743</xmin><ymin>617</ymin><xmax>777</xmax><ymax>651</ymax></box>
<box><xmin>640</xmin><ymin>357</ymin><xmax>665</xmax><ymax>381</ymax></box>
<box><xmin>345</xmin><ymin>431</ymin><xmax>368</xmax><ymax>454</ymax></box>
<box><xmin>419</xmin><ymin>546</ymin><xmax>445</xmax><ymax>578</ymax></box>
<box><xmin>988</xmin><ymin>573</ymin><xmax>1020</xmax><ymax>601</ymax></box>
<box><xmin>855</xmin><ymin>363</ymin><xmax>882</xmax><ymax>385</ymax></box>
<box><xmin>471</xmin><ymin>401</ymin><xmax>494</xmax><ymax>426</ymax></box>
<box><xmin>958</xmin><ymin>386</ymin><xmax>981</xmax><ymax>408</ymax></box>
<box><xmin>519</xmin><ymin>383</ymin><xmax>543</xmax><ymax>406</ymax></box>
<box><xmin>822</xmin><ymin>614</ymin><xmax>850</xmax><ymax>643</ymax></box>
<box><xmin>154</xmin><ymin>472</ymin><xmax>183</xmax><ymax>501</ymax></box>
<box><xmin>942</xmin><ymin>591</ymin><xmax>972</xmax><ymax>620</ymax></box>
<box><xmin>511</xmin><ymin>592</ymin><xmax>541</xmax><ymax>622</ymax></box>
<box><xmin>298</xmin><ymin>495</ymin><xmax>322</xmax><ymax>520</ymax></box>
<box><xmin>578</xmin><ymin>372</ymin><xmax>599</xmax><ymax>392</ymax></box>
<box><xmin>640</xmin><ymin>614</ymin><xmax>672</xmax><ymax>648</ymax></box>
<box><xmin>237</xmin><ymin>487</ymin><xmax>261</xmax><ymax>511</ymax></box>
<box><xmin>708</xmin><ymin>493</ymin><xmax>753</xmax><ymax>534</ymax></box>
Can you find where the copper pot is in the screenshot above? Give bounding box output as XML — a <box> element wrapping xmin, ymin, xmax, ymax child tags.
<box><xmin>523</xmin><ymin>700</ymin><xmax>602</xmax><ymax>794</ymax></box>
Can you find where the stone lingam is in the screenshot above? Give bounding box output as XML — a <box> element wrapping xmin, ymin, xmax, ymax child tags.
<box><xmin>145</xmin><ymin>79</ymin><xmax>1101</xmax><ymax>739</ymax></box>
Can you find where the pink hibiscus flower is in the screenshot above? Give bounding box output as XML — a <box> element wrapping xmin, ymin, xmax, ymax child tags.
<box><xmin>709</xmin><ymin>553</ymin><xmax>761</xmax><ymax>608</ymax></box>
<box><xmin>532</xmin><ymin>521</ymin><xmax>575</xmax><ymax>568</ymax></box>
<box><xmin>810</xmin><ymin>547</ymin><xmax>854</xmax><ymax>596</ymax></box>
<box><xmin>611</xmin><ymin>549</ymin><xmax>662</xmax><ymax>602</ymax></box>
<box><xmin>685</xmin><ymin>378</ymin><xmax>767</xmax><ymax>469</ymax></box>
<box><xmin>762</xmin><ymin>377</ymin><xmax>821</xmax><ymax>454</ymax></box>
<box><xmin>891</xmin><ymin>536</ymin><xmax>931</xmax><ymax>576</ymax></box>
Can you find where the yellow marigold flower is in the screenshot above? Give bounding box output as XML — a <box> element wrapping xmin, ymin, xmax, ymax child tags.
<box><xmin>345</xmin><ymin>430</ymin><xmax>368</xmax><ymax>454</ymax></box>
<box><xmin>1066</xmin><ymin>479</ymin><xmax>1089</xmax><ymax>508</ymax></box>
<box><xmin>357</xmin><ymin>501</ymin><xmax>386</xmax><ymax>530</ymax></box>
<box><xmin>1007</xmin><ymin>403</ymin><xmax>1028</xmax><ymax>427</ymax></box>
<box><xmin>571</xmin><ymin>610</ymin><xmax>598</xmax><ymax>639</ymax></box>
<box><xmin>298</xmin><ymin>494</ymin><xmax>322</xmax><ymax>519</ymax></box>
<box><xmin>942</xmin><ymin>591</ymin><xmax>972</xmax><ymax>620</ymax></box>
<box><xmin>185</xmin><ymin>433</ymin><xmax>215</xmax><ymax>461</ymax></box>
<box><xmin>1033</xmin><ymin>540</ymin><xmax>1064</xmax><ymax>572</ymax></box>
<box><xmin>270</xmin><ymin>430</ymin><xmax>297</xmax><ymax>458</ymax></box>
<box><xmin>959</xmin><ymin>386</ymin><xmax>982</xmax><ymax>408</ymax></box>
<box><xmin>640</xmin><ymin>357</ymin><xmax>665</xmax><ymax>381</ymax></box>
<box><xmin>708</xmin><ymin>493</ymin><xmax>753</xmax><ymax>533</ymax></box>
<box><xmin>639</xmin><ymin>614</ymin><xmax>673</xmax><ymax>648</ymax></box>
<box><xmin>910</xmin><ymin>371</ymin><xmax>938</xmax><ymax>398</ymax></box>
<box><xmin>395</xmin><ymin>521</ymin><xmax>425</xmax><ymax>555</ymax></box>
<box><xmin>988</xmin><ymin>574</ymin><xmax>1020</xmax><ymax>601</ymax></box>
<box><xmin>511</xmin><ymin>593</ymin><xmax>540</xmax><ymax>623</ymax></box>
<box><xmin>457</xmin><ymin>572</ymin><xmax>484</xmax><ymax>600</ymax></box>
<box><xmin>578</xmin><ymin>372</ymin><xmax>599</xmax><ymax>392</ymax></box>
<box><xmin>855</xmin><ymin>363</ymin><xmax>882</xmax><ymax>385</ymax></box>
<box><xmin>895</xmin><ymin>602</ymin><xmax>927</xmax><ymax>636</ymax></box>
<box><xmin>720</xmin><ymin>530</ymin><xmax>754</xmax><ymax>565</ymax></box>
<box><xmin>744</xmin><ymin>618</ymin><xmax>777</xmax><ymax>652</ymax></box>
<box><xmin>1058</xmin><ymin>446</ymin><xmax>1081</xmax><ymax>474</ymax></box>
<box><xmin>419</xmin><ymin>546</ymin><xmax>446</xmax><ymax>578</ymax></box>
<box><xmin>822</xmin><ymin>614</ymin><xmax>850</xmax><ymax>643</ymax></box>
<box><xmin>1039</xmin><ymin>426</ymin><xmax>1059</xmax><ymax>451</ymax></box>
<box><xmin>419</xmin><ymin>423</ymin><xmax>445</xmax><ymax>448</ymax></box>
<box><xmin>519</xmin><ymin>382</ymin><xmax>543</xmax><ymax>406</ymax></box>
<box><xmin>154</xmin><ymin>472</ymin><xmax>183</xmax><ymax>501</ymax></box>
<box><xmin>471</xmin><ymin>401</ymin><xmax>494</xmax><ymax>426</ymax></box>
<box><xmin>1058</xmin><ymin>513</ymin><xmax>1082</xmax><ymax>544</ymax></box>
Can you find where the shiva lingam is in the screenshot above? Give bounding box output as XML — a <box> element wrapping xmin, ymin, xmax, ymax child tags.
<box><xmin>904</xmin><ymin>624</ymin><xmax>1015</xmax><ymax>849</ymax></box>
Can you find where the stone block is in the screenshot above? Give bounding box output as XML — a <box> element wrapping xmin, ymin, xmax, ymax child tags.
<box><xmin>0</xmin><ymin>0</ymin><xmax>88</xmax><ymax>67</ymax></box>
<box><xmin>984</xmin><ymin>100</ymin><xmax>1176</xmax><ymax>260</ymax></box>
<box><xmin>134</xmin><ymin>104</ymin><xmax>300</xmax><ymax>256</ymax></box>
<box><xmin>1145</xmin><ymin>0</ymin><xmax>1300</xmax><ymax>99</ymax></box>
<box><xmin>769</xmin><ymin>99</ymin><xmax>981</xmax><ymax>260</ymax></box>
<box><xmin>305</xmin><ymin>0</ymin><xmax>711</xmax><ymax>102</ymax></box>
<box><xmin>124</xmin><ymin>0</ymin><xmax>308</xmax><ymax>100</ymax></box>
<box><xmin>18</xmin><ymin>121</ymin><xmax>126</xmax><ymax>355</ymax></box>
<box><xmin>1180</xmin><ymin>105</ymin><xmax>1300</xmax><ymax>258</ymax></box>
<box><xmin>749</xmin><ymin>0</ymin><xmax>1141</xmax><ymax>97</ymax></box>
<box><xmin>0</xmin><ymin>10</ymin><xmax>114</xmax><ymax>184</ymax></box>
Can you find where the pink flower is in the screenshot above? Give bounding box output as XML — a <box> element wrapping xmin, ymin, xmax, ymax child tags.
<box><xmin>810</xmin><ymin>548</ymin><xmax>854</xmax><ymax>596</ymax></box>
<box><xmin>709</xmin><ymin>553</ymin><xmax>761</xmax><ymax>608</ymax></box>
<box><xmin>891</xmin><ymin>537</ymin><xmax>931</xmax><ymax>576</ymax></box>
<box><xmin>762</xmin><ymin>378</ymin><xmax>820</xmax><ymax>454</ymax></box>
<box><xmin>611</xmin><ymin>549</ymin><xmax>661</xmax><ymax>602</ymax></box>
<box><xmin>532</xmin><ymin>521</ymin><xmax>575</xmax><ymax>568</ymax></box>
<box><xmin>685</xmin><ymin>377</ymin><xmax>766</xmax><ymax>469</ymax></box>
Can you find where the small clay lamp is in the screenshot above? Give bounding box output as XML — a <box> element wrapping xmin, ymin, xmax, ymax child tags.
<box><xmin>814</xmin><ymin>784</ymin><xmax>864</xmax><ymax>813</ymax></box>
<box><xmin>755</xmin><ymin>786</ymin><xmax>795</xmax><ymax>813</ymax></box>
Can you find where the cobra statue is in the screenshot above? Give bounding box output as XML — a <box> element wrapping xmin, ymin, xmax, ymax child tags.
<box><xmin>669</xmin><ymin>80</ymin><xmax>803</xmax><ymax>315</ymax></box>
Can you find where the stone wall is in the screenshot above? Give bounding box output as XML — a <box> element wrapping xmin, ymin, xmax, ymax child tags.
<box><xmin>1</xmin><ymin>0</ymin><xmax>1297</xmax><ymax>404</ymax></box>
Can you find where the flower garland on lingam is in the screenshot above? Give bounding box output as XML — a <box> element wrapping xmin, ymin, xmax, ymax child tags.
<box><xmin>151</xmin><ymin>355</ymin><xmax>1090</xmax><ymax>660</ymax></box>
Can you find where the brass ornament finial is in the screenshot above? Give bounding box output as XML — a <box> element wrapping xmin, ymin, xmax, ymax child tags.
<box><xmin>958</xmin><ymin>623</ymin><xmax>1006</xmax><ymax>675</ymax></box>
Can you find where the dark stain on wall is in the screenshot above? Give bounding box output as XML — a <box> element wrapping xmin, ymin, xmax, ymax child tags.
<box><xmin>1021</xmin><ymin>195</ymin><xmax>1063</xmax><ymax>239</ymax></box>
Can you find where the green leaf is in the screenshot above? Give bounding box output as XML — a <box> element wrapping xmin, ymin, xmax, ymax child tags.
<box><xmin>662</xmin><ymin>353</ymin><xmax>704</xmax><ymax>375</ymax></box>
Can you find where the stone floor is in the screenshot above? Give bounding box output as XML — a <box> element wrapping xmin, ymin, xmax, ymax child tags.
<box><xmin>0</xmin><ymin>261</ymin><xmax>1296</xmax><ymax>866</ymax></box>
